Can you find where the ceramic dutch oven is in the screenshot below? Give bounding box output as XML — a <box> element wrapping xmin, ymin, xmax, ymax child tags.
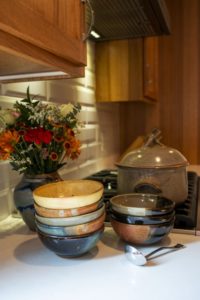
<box><xmin>116</xmin><ymin>129</ymin><xmax>189</xmax><ymax>204</ymax></box>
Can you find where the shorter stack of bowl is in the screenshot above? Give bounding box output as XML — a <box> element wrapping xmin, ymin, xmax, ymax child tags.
<box><xmin>33</xmin><ymin>179</ymin><xmax>105</xmax><ymax>257</ymax></box>
<box><xmin>110</xmin><ymin>193</ymin><xmax>175</xmax><ymax>245</ymax></box>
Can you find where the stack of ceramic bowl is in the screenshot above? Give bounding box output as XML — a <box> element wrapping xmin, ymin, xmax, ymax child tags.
<box><xmin>109</xmin><ymin>193</ymin><xmax>175</xmax><ymax>245</ymax></box>
<box><xmin>33</xmin><ymin>179</ymin><xmax>105</xmax><ymax>257</ymax></box>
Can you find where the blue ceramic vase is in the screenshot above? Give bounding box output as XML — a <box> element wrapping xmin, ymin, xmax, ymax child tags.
<box><xmin>13</xmin><ymin>172</ymin><xmax>61</xmax><ymax>231</ymax></box>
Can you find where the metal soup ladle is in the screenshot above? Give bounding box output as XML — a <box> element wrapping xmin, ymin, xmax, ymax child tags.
<box><xmin>125</xmin><ymin>243</ymin><xmax>185</xmax><ymax>266</ymax></box>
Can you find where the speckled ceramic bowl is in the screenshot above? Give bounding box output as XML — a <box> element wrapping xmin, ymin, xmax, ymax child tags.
<box><xmin>35</xmin><ymin>211</ymin><xmax>106</xmax><ymax>237</ymax></box>
<box><xmin>35</xmin><ymin>203</ymin><xmax>105</xmax><ymax>226</ymax></box>
<box><xmin>110</xmin><ymin>193</ymin><xmax>175</xmax><ymax>216</ymax></box>
<box><xmin>33</xmin><ymin>179</ymin><xmax>104</xmax><ymax>209</ymax></box>
<box><xmin>37</xmin><ymin>226</ymin><xmax>104</xmax><ymax>257</ymax></box>
<box><xmin>34</xmin><ymin>199</ymin><xmax>103</xmax><ymax>218</ymax></box>
<box><xmin>110</xmin><ymin>217</ymin><xmax>175</xmax><ymax>245</ymax></box>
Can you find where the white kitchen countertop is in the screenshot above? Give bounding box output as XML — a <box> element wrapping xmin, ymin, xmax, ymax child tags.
<box><xmin>0</xmin><ymin>217</ymin><xmax>200</xmax><ymax>300</ymax></box>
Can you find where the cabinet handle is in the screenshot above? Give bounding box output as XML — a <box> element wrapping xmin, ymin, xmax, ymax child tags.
<box><xmin>81</xmin><ymin>0</ymin><xmax>94</xmax><ymax>41</ymax></box>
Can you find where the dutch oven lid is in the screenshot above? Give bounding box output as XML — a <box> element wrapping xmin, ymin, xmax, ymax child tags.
<box><xmin>117</xmin><ymin>129</ymin><xmax>189</xmax><ymax>169</ymax></box>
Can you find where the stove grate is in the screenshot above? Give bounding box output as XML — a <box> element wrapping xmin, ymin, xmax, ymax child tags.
<box><xmin>87</xmin><ymin>170</ymin><xmax>198</xmax><ymax>229</ymax></box>
<box><xmin>174</xmin><ymin>171</ymin><xmax>198</xmax><ymax>229</ymax></box>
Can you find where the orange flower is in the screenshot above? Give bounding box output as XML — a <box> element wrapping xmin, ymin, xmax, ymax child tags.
<box><xmin>70</xmin><ymin>139</ymin><xmax>81</xmax><ymax>160</ymax></box>
<box><xmin>0</xmin><ymin>150</ymin><xmax>10</xmax><ymax>160</ymax></box>
<box><xmin>50</xmin><ymin>152</ymin><xmax>58</xmax><ymax>161</ymax></box>
<box><xmin>66</xmin><ymin>127</ymin><xmax>75</xmax><ymax>137</ymax></box>
<box><xmin>64</xmin><ymin>137</ymin><xmax>81</xmax><ymax>160</ymax></box>
<box><xmin>0</xmin><ymin>130</ymin><xmax>20</xmax><ymax>160</ymax></box>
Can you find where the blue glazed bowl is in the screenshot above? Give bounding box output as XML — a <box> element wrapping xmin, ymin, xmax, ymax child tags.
<box><xmin>110</xmin><ymin>208</ymin><xmax>175</xmax><ymax>225</ymax></box>
<box><xmin>37</xmin><ymin>226</ymin><xmax>104</xmax><ymax>257</ymax></box>
<box><xmin>35</xmin><ymin>211</ymin><xmax>105</xmax><ymax>237</ymax></box>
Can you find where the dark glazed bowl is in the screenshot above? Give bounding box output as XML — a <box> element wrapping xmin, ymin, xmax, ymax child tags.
<box><xmin>110</xmin><ymin>193</ymin><xmax>175</xmax><ymax>216</ymax></box>
<box><xmin>110</xmin><ymin>217</ymin><xmax>175</xmax><ymax>245</ymax></box>
<box><xmin>37</xmin><ymin>226</ymin><xmax>104</xmax><ymax>257</ymax></box>
<box><xmin>110</xmin><ymin>208</ymin><xmax>175</xmax><ymax>225</ymax></box>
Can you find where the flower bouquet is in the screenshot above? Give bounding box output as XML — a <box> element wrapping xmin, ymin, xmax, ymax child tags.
<box><xmin>0</xmin><ymin>87</ymin><xmax>81</xmax><ymax>175</ymax></box>
<box><xmin>0</xmin><ymin>87</ymin><xmax>81</xmax><ymax>230</ymax></box>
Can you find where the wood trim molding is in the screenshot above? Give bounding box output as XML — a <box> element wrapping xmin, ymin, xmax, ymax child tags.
<box><xmin>0</xmin><ymin>29</ymin><xmax>84</xmax><ymax>82</ymax></box>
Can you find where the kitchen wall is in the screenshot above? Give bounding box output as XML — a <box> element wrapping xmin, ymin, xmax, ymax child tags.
<box><xmin>119</xmin><ymin>0</ymin><xmax>200</xmax><ymax>165</ymax></box>
<box><xmin>2</xmin><ymin>0</ymin><xmax>198</xmax><ymax>221</ymax></box>
<box><xmin>0</xmin><ymin>42</ymin><xmax>121</xmax><ymax>221</ymax></box>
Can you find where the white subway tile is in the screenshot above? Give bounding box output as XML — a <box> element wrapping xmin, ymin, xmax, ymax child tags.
<box><xmin>1</xmin><ymin>81</ymin><xmax>47</xmax><ymax>99</ymax></box>
<box><xmin>0</xmin><ymin>162</ymin><xmax>10</xmax><ymax>190</ymax></box>
<box><xmin>79</xmin><ymin>127</ymin><xmax>97</xmax><ymax>142</ymax></box>
<box><xmin>0</xmin><ymin>189</ymin><xmax>10</xmax><ymax>221</ymax></box>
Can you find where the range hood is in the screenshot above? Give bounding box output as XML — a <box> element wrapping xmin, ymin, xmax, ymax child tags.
<box><xmin>87</xmin><ymin>0</ymin><xmax>170</xmax><ymax>41</ymax></box>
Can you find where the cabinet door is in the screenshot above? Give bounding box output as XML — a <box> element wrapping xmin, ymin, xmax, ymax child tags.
<box><xmin>0</xmin><ymin>0</ymin><xmax>86</xmax><ymax>81</ymax></box>
<box><xmin>143</xmin><ymin>37</ymin><xmax>159</xmax><ymax>101</ymax></box>
<box><xmin>95</xmin><ymin>39</ymin><xmax>143</xmax><ymax>102</ymax></box>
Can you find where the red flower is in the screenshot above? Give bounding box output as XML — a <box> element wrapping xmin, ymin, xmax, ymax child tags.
<box><xmin>24</xmin><ymin>128</ymin><xmax>52</xmax><ymax>145</ymax></box>
<box><xmin>54</xmin><ymin>135</ymin><xmax>64</xmax><ymax>143</ymax></box>
<box><xmin>18</xmin><ymin>130</ymin><xmax>25</xmax><ymax>136</ymax></box>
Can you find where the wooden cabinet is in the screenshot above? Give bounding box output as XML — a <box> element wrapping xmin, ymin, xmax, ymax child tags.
<box><xmin>95</xmin><ymin>37</ymin><xmax>158</xmax><ymax>103</ymax></box>
<box><xmin>0</xmin><ymin>0</ymin><xmax>86</xmax><ymax>82</ymax></box>
<box><xmin>143</xmin><ymin>37</ymin><xmax>159</xmax><ymax>101</ymax></box>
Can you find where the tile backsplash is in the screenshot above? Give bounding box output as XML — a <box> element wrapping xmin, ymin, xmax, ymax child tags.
<box><xmin>0</xmin><ymin>42</ymin><xmax>120</xmax><ymax>220</ymax></box>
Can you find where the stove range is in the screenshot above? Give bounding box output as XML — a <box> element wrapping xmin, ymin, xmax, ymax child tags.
<box><xmin>87</xmin><ymin>169</ymin><xmax>200</xmax><ymax>235</ymax></box>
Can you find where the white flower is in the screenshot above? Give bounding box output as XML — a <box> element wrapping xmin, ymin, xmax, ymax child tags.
<box><xmin>47</xmin><ymin>103</ymin><xmax>57</xmax><ymax>109</ymax></box>
<box><xmin>60</xmin><ymin>103</ymin><xmax>74</xmax><ymax>117</ymax></box>
<box><xmin>0</xmin><ymin>109</ymin><xmax>16</xmax><ymax>126</ymax></box>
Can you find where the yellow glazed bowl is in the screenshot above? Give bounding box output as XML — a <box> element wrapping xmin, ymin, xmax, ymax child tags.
<box><xmin>33</xmin><ymin>180</ymin><xmax>104</xmax><ymax>209</ymax></box>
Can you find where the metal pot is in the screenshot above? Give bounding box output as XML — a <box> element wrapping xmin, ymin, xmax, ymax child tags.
<box><xmin>116</xmin><ymin>129</ymin><xmax>189</xmax><ymax>204</ymax></box>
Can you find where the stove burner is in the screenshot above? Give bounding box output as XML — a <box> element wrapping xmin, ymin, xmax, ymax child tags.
<box><xmin>87</xmin><ymin>169</ymin><xmax>198</xmax><ymax>229</ymax></box>
<box><xmin>174</xmin><ymin>171</ymin><xmax>198</xmax><ymax>229</ymax></box>
<box><xmin>86</xmin><ymin>170</ymin><xmax>117</xmax><ymax>219</ymax></box>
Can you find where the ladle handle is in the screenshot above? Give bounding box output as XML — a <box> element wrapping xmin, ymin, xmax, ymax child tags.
<box><xmin>144</xmin><ymin>128</ymin><xmax>162</xmax><ymax>147</ymax></box>
<box><xmin>145</xmin><ymin>243</ymin><xmax>185</xmax><ymax>260</ymax></box>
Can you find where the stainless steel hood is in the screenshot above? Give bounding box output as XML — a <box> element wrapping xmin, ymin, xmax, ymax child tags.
<box><xmin>87</xmin><ymin>0</ymin><xmax>170</xmax><ymax>41</ymax></box>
